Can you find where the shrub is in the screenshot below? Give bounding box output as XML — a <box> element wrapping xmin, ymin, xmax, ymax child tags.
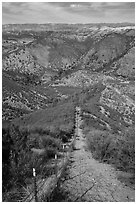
<box><xmin>3</xmin><ymin>100</ymin><xmax>76</xmax><ymax>199</ymax></box>
<box><xmin>86</xmin><ymin>128</ymin><xmax>135</xmax><ymax>173</ymax></box>
<box><xmin>2</xmin><ymin>124</ymin><xmax>61</xmax><ymax>197</ymax></box>
<box><xmin>46</xmin><ymin>147</ymin><xmax>57</xmax><ymax>159</ymax></box>
<box><xmin>41</xmin><ymin>135</ymin><xmax>61</xmax><ymax>150</ymax></box>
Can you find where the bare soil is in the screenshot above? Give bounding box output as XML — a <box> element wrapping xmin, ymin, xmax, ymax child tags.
<box><xmin>59</xmin><ymin>109</ymin><xmax>135</xmax><ymax>202</ymax></box>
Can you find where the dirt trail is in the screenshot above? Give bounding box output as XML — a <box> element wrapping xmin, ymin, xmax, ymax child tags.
<box><xmin>60</xmin><ymin>107</ymin><xmax>135</xmax><ymax>202</ymax></box>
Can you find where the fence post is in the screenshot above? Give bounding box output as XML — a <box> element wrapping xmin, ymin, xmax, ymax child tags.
<box><xmin>63</xmin><ymin>144</ymin><xmax>65</xmax><ymax>164</ymax></box>
<box><xmin>33</xmin><ymin>168</ymin><xmax>38</xmax><ymax>202</ymax></box>
<box><xmin>55</xmin><ymin>154</ymin><xmax>57</xmax><ymax>179</ymax></box>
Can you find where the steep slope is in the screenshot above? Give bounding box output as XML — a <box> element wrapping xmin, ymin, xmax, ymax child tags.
<box><xmin>82</xmin><ymin>33</ymin><xmax>134</xmax><ymax>73</ymax></box>
<box><xmin>80</xmin><ymin>79</ymin><xmax>134</xmax><ymax>133</ymax></box>
<box><xmin>3</xmin><ymin>25</ymin><xmax>135</xmax><ymax>85</ymax></box>
<box><xmin>3</xmin><ymin>72</ymin><xmax>45</xmax><ymax>120</ymax></box>
<box><xmin>2</xmin><ymin>70</ymin><xmax>66</xmax><ymax>120</ymax></box>
<box><xmin>2</xmin><ymin>24</ymin><xmax>135</xmax><ymax>122</ymax></box>
<box><xmin>2</xmin><ymin>31</ymin><xmax>87</xmax><ymax>84</ymax></box>
<box><xmin>110</xmin><ymin>47</ymin><xmax>135</xmax><ymax>79</ymax></box>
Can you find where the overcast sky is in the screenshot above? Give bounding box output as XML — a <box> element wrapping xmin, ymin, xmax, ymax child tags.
<box><xmin>2</xmin><ymin>2</ymin><xmax>135</xmax><ymax>24</ymax></box>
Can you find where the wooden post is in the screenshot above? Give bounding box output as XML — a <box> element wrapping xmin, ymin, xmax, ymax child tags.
<box><xmin>33</xmin><ymin>168</ymin><xmax>38</xmax><ymax>202</ymax></box>
<box><xmin>55</xmin><ymin>154</ymin><xmax>57</xmax><ymax>179</ymax></box>
<box><xmin>77</xmin><ymin>109</ymin><xmax>79</xmax><ymax>137</ymax></box>
<box><xmin>63</xmin><ymin>144</ymin><xmax>65</xmax><ymax>164</ymax></box>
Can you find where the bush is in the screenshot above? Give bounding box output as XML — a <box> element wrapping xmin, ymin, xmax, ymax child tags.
<box><xmin>2</xmin><ymin>124</ymin><xmax>61</xmax><ymax>197</ymax></box>
<box><xmin>46</xmin><ymin>147</ymin><xmax>57</xmax><ymax>159</ymax></box>
<box><xmin>42</xmin><ymin>135</ymin><xmax>61</xmax><ymax>150</ymax></box>
<box><xmin>3</xmin><ymin>100</ymin><xmax>76</xmax><ymax>200</ymax></box>
<box><xmin>86</xmin><ymin>128</ymin><xmax>135</xmax><ymax>173</ymax></box>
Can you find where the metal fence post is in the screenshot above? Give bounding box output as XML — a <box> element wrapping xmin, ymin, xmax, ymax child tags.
<box><xmin>33</xmin><ymin>168</ymin><xmax>38</xmax><ymax>202</ymax></box>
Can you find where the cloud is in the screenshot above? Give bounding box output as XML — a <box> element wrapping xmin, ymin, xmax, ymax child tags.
<box><xmin>2</xmin><ymin>2</ymin><xmax>135</xmax><ymax>24</ymax></box>
<box><xmin>70</xmin><ymin>4</ymin><xmax>82</xmax><ymax>8</ymax></box>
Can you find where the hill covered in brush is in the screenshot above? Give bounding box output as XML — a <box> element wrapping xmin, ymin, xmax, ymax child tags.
<box><xmin>2</xmin><ymin>23</ymin><xmax>135</xmax><ymax>200</ymax></box>
<box><xmin>2</xmin><ymin>24</ymin><xmax>135</xmax><ymax>121</ymax></box>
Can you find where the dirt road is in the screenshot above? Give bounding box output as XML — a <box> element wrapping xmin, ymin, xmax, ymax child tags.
<box><xmin>59</xmin><ymin>107</ymin><xmax>135</xmax><ymax>202</ymax></box>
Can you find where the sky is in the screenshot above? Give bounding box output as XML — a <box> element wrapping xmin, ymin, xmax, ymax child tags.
<box><xmin>2</xmin><ymin>2</ymin><xmax>135</xmax><ymax>24</ymax></box>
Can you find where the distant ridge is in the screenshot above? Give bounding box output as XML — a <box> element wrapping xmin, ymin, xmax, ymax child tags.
<box><xmin>2</xmin><ymin>23</ymin><xmax>135</xmax><ymax>32</ymax></box>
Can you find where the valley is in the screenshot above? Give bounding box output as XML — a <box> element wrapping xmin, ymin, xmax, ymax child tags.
<box><xmin>2</xmin><ymin>23</ymin><xmax>135</xmax><ymax>201</ymax></box>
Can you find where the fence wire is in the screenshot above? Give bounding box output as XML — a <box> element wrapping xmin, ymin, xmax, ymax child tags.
<box><xmin>16</xmin><ymin>107</ymin><xmax>94</xmax><ymax>202</ymax></box>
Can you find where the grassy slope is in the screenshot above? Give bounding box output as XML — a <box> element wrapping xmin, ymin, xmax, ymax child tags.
<box><xmin>13</xmin><ymin>99</ymin><xmax>75</xmax><ymax>134</ymax></box>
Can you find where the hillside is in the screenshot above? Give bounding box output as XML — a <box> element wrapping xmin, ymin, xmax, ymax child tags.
<box><xmin>2</xmin><ymin>23</ymin><xmax>135</xmax><ymax>201</ymax></box>
<box><xmin>2</xmin><ymin>24</ymin><xmax>135</xmax><ymax>121</ymax></box>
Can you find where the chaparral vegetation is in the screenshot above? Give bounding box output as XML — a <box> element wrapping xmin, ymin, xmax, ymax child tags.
<box><xmin>2</xmin><ymin>23</ymin><xmax>135</xmax><ymax>201</ymax></box>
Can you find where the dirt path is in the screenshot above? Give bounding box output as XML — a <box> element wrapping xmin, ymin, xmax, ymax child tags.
<box><xmin>60</xmin><ymin>107</ymin><xmax>135</xmax><ymax>202</ymax></box>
